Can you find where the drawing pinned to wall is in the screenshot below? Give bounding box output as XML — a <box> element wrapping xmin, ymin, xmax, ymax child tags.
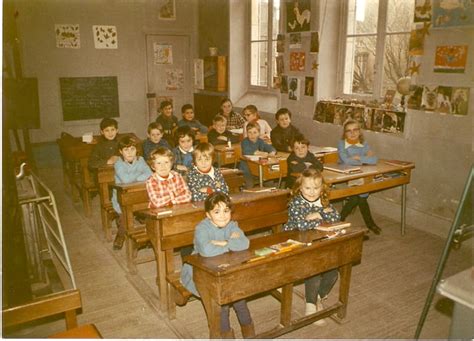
<box><xmin>287</xmin><ymin>0</ymin><xmax>311</xmax><ymax>32</ymax></box>
<box><xmin>277</xmin><ymin>34</ymin><xmax>285</xmax><ymax>53</ymax></box>
<box><xmin>194</xmin><ymin>59</ymin><xmax>204</xmax><ymax>90</ymax></box>
<box><xmin>304</xmin><ymin>77</ymin><xmax>314</xmax><ymax>96</ymax></box>
<box><xmin>159</xmin><ymin>0</ymin><xmax>176</xmax><ymax>20</ymax></box>
<box><xmin>55</xmin><ymin>24</ymin><xmax>80</xmax><ymax>49</ymax></box>
<box><xmin>407</xmin><ymin>85</ymin><xmax>424</xmax><ymax>110</ymax></box>
<box><xmin>166</xmin><ymin>69</ymin><xmax>184</xmax><ymax>90</ymax></box>
<box><xmin>408</xmin><ymin>26</ymin><xmax>425</xmax><ymax>55</ymax></box>
<box><xmin>311</xmin><ymin>57</ymin><xmax>319</xmax><ymax>71</ymax></box>
<box><xmin>421</xmin><ymin>86</ymin><xmax>439</xmax><ymax>111</ymax></box>
<box><xmin>433</xmin><ymin>0</ymin><xmax>474</xmax><ymax>27</ymax></box>
<box><xmin>451</xmin><ymin>87</ymin><xmax>469</xmax><ymax>116</ymax></box>
<box><xmin>154</xmin><ymin>43</ymin><xmax>173</xmax><ymax>64</ymax></box>
<box><xmin>290</xmin><ymin>52</ymin><xmax>305</xmax><ymax>71</ymax></box>
<box><xmin>434</xmin><ymin>45</ymin><xmax>468</xmax><ymax>73</ymax></box>
<box><xmin>273</xmin><ymin>76</ymin><xmax>282</xmax><ymax>89</ymax></box>
<box><xmin>276</xmin><ymin>55</ymin><xmax>284</xmax><ymax>75</ymax></box>
<box><xmin>288</xmin><ymin>77</ymin><xmax>300</xmax><ymax>100</ymax></box>
<box><xmin>281</xmin><ymin>75</ymin><xmax>289</xmax><ymax>94</ymax></box>
<box><xmin>414</xmin><ymin>0</ymin><xmax>432</xmax><ymax>22</ymax></box>
<box><xmin>93</xmin><ymin>25</ymin><xmax>117</xmax><ymax>49</ymax></box>
<box><xmin>310</xmin><ymin>31</ymin><xmax>319</xmax><ymax>53</ymax></box>
<box><xmin>437</xmin><ymin>86</ymin><xmax>453</xmax><ymax>114</ymax></box>
<box><xmin>289</xmin><ymin>33</ymin><xmax>302</xmax><ymax>49</ymax></box>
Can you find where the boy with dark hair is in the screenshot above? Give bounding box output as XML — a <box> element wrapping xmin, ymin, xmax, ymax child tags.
<box><xmin>156</xmin><ymin>100</ymin><xmax>178</xmax><ymax>147</ymax></box>
<box><xmin>88</xmin><ymin>117</ymin><xmax>120</xmax><ymax>170</ymax></box>
<box><xmin>143</xmin><ymin>122</ymin><xmax>170</xmax><ymax>160</ymax></box>
<box><xmin>286</xmin><ymin>134</ymin><xmax>323</xmax><ymax>189</ymax></box>
<box><xmin>178</xmin><ymin>104</ymin><xmax>208</xmax><ymax>134</ymax></box>
<box><xmin>271</xmin><ymin>108</ymin><xmax>302</xmax><ymax>152</ymax></box>
<box><xmin>173</xmin><ymin>125</ymin><xmax>195</xmax><ymax>176</ymax></box>
<box><xmin>207</xmin><ymin>115</ymin><xmax>240</xmax><ymax>145</ymax></box>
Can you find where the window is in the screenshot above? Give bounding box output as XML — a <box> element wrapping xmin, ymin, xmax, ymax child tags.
<box><xmin>341</xmin><ymin>0</ymin><xmax>414</xmax><ymax>97</ymax></box>
<box><xmin>250</xmin><ymin>0</ymin><xmax>280</xmax><ymax>88</ymax></box>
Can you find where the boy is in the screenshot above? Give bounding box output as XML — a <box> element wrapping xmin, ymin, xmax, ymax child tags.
<box><xmin>240</xmin><ymin>122</ymin><xmax>276</xmax><ymax>188</ymax></box>
<box><xmin>88</xmin><ymin>118</ymin><xmax>120</xmax><ymax>170</ymax></box>
<box><xmin>178</xmin><ymin>104</ymin><xmax>208</xmax><ymax>134</ymax></box>
<box><xmin>242</xmin><ymin>105</ymin><xmax>272</xmax><ymax>143</ymax></box>
<box><xmin>286</xmin><ymin>134</ymin><xmax>323</xmax><ymax>189</ymax></box>
<box><xmin>155</xmin><ymin>100</ymin><xmax>178</xmax><ymax>147</ymax></box>
<box><xmin>145</xmin><ymin>147</ymin><xmax>192</xmax><ymax>209</ymax></box>
<box><xmin>173</xmin><ymin>125</ymin><xmax>195</xmax><ymax>176</ymax></box>
<box><xmin>143</xmin><ymin>122</ymin><xmax>170</xmax><ymax>160</ymax></box>
<box><xmin>207</xmin><ymin>115</ymin><xmax>240</xmax><ymax>145</ymax></box>
<box><xmin>187</xmin><ymin>143</ymin><xmax>229</xmax><ymax>202</ymax></box>
<box><xmin>271</xmin><ymin>108</ymin><xmax>302</xmax><ymax>152</ymax></box>
<box><xmin>111</xmin><ymin>136</ymin><xmax>152</xmax><ymax>250</ymax></box>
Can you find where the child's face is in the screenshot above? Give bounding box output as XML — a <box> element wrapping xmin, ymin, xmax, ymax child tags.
<box><xmin>151</xmin><ymin>155</ymin><xmax>173</xmax><ymax>177</ymax></box>
<box><xmin>244</xmin><ymin>110</ymin><xmax>257</xmax><ymax>122</ymax></box>
<box><xmin>206</xmin><ymin>201</ymin><xmax>231</xmax><ymax>228</ymax></box>
<box><xmin>162</xmin><ymin>105</ymin><xmax>173</xmax><ymax>117</ymax></box>
<box><xmin>293</xmin><ymin>142</ymin><xmax>308</xmax><ymax>158</ymax></box>
<box><xmin>221</xmin><ymin>101</ymin><xmax>232</xmax><ymax>115</ymax></box>
<box><xmin>178</xmin><ymin>135</ymin><xmax>193</xmax><ymax>152</ymax></box>
<box><xmin>344</xmin><ymin>123</ymin><xmax>361</xmax><ymax>140</ymax></box>
<box><xmin>277</xmin><ymin>114</ymin><xmax>291</xmax><ymax>129</ymax></box>
<box><xmin>195</xmin><ymin>152</ymin><xmax>213</xmax><ymax>172</ymax></box>
<box><xmin>300</xmin><ymin>177</ymin><xmax>322</xmax><ymax>202</ymax></box>
<box><xmin>183</xmin><ymin>109</ymin><xmax>194</xmax><ymax>121</ymax></box>
<box><xmin>148</xmin><ymin>128</ymin><xmax>163</xmax><ymax>144</ymax></box>
<box><xmin>120</xmin><ymin>146</ymin><xmax>137</xmax><ymax>163</ymax></box>
<box><xmin>247</xmin><ymin>127</ymin><xmax>260</xmax><ymax>142</ymax></box>
<box><xmin>214</xmin><ymin>120</ymin><xmax>227</xmax><ymax>134</ymax></box>
<box><xmin>101</xmin><ymin>126</ymin><xmax>118</xmax><ymax>141</ymax></box>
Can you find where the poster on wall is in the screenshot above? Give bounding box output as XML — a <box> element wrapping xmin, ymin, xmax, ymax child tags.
<box><xmin>166</xmin><ymin>69</ymin><xmax>184</xmax><ymax>90</ymax></box>
<box><xmin>407</xmin><ymin>85</ymin><xmax>424</xmax><ymax>110</ymax></box>
<box><xmin>433</xmin><ymin>45</ymin><xmax>468</xmax><ymax>73</ymax></box>
<box><xmin>288</xmin><ymin>77</ymin><xmax>300</xmax><ymax>100</ymax></box>
<box><xmin>276</xmin><ymin>55</ymin><xmax>284</xmax><ymax>75</ymax></box>
<box><xmin>194</xmin><ymin>59</ymin><xmax>204</xmax><ymax>89</ymax></box>
<box><xmin>304</xmin><ymin>77</ymin><xmax>314</xmax><ymax>96</ymax></box>
<box><xmin>310</xmin><ymin>32</ymin><xmax>319</xmax><ymax>53</ymax></box>
<box><xmin>421</xmin><ymin>86</ymin><xmax>439</xmax><ymax>111</ymax></box>
<box><xmin>273</xmin><ymin>76</ymin><xmax>282</xmax><ymax>89</ymax></box>
<box><xmin>154</xmin><ymin>43</ymin><xmax>173</xmax><ymax>64</ymax></box>
<box><xmin>433</xmin><ymin>0</ymin><xmax>474</xmax><ymax>28</ymax></box>
<box><xmin>451</xmin><ymin>87</ymin><xmax>469</xmax><ymax>116</ymax></box>
<box><xmin>93</xmin><ymin>25</ymin><xmax>118</xmax><ymax>49</ymax></box>
<box><xmin>281</xmin><ymin>75</ymin><xmax>289</xmax><ymax>94</ymax></box>
<box><xmin>414</xmin><ymin>0</ymin><xmax>432</xmax><ymax>22</ymax></box>
<box><xmin>289</xmin><ymin>33</ymin><xmax>302</xmax><ymax>49</ymax></box>
<box><xmin>408</xmin><ymin>26</ymin><xmax>425</xmax><ymax>56</ymax></box>
<box><xmin>277</xmin><ymin>34</ymin><xmax>285</xmax><ymax>53</ymax></box>
<box><xmin>437</xmin><ymin>86</ymin><xmax>453</xmax><ymax>114</ymax></box>
<box><xmin>290</xmin><ymin>52</ymin><xmax>305</xmax><ymax>71</ymax></box>
<box><xmin>287</xmin><ymin>0</ymin><xmax>311</xmax><ymax>32</ymax></box>
<box><xmin>159</xmin><ymin>0</ymin><xmax>176</xmax><ymax>20</ymax></box>
<box><xmin>55</xmin><ymin>24</ymin><xmax>80</xmax><ymax>49</ymax></box>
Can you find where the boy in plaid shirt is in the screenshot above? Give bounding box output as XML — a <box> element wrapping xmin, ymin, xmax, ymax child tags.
<box><xmin>146</xmin><ymin>147</ymin><xmax>191</xmax><ymax>209</ymax></box>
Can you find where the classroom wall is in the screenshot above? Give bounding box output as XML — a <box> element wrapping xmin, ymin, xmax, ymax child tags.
<box><xmin>13</xmin><ymin>0</ymin><xmax>198</xmax><ymax>142</ymax></box>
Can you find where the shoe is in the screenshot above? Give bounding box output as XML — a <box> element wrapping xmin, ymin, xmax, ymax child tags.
<box><xmin>315</xmin><ymin>296</ymin><xmax>328</xmax><ymax>326</ymax></box>
<box><xmin>305</xmin><ymin>302</ymin><xmax>327</xmax><ymax>326</ymax></box>
<box><xmin>113</xmin><ymin>233</ymin><xmax>125</xmax><ymax>250</ymax></box>
<box><xmin>220</xmin><ymin>328</ymin><xmax>235</xmax><ymax>339</ymax></box>
<box><xmin>241</xmin><ymin>322</ymin><xmax>255</xmax><ymax>338</ymax></box>
<box><xmin>368</xmin><ymin>224</ymin><xmax>381</xmax><ymax>235</ymax></box>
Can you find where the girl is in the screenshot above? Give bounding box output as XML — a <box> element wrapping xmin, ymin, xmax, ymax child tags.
<box><xmin>283</xmin><ymin>168</ymin><xmax>340</xmax><ymax>326</ymax></box>
<box><xmin>172</xmin><ymin>125</ymin><xmax>195</xmax><ymax>176</ymax></box>
<box><xmin>218</xmin><ymin>98</ymin><xmax>246</xmax><ymax>130</ymax></box>
<box><xmin>338</xmin><ymin>119</ymin><xmax>381</xmax><ymax>234</ymax></box>
<box><xmin>187</xmin><ymin>143</ymin><xmax>229</xmax><ymax>202</ymax></box>
<box><xmin>242</xmin><ymin>105</ymin><xmax>272</xmax><ymax>143</ymax></box>
<box><xmin>181</xmin><ymin>192</ymin><xmax>255</xmax><ymax>338</ymax></box>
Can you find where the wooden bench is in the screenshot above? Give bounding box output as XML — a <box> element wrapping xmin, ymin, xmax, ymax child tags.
<box><xmin>2</xmin><ymin>289</ymin><xmax>102</xmax><ymax>338</ymax></box>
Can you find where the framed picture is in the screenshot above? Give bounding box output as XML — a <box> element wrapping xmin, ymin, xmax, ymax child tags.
<box><xmin>287</xmin><ymin>0</ymin><xmax>311</xmax><ymax>32</ymax></box>
<box><xmin>159</xmin><ymin>0</ymin><xmax>176</xmax><ymax>20</ymax></box>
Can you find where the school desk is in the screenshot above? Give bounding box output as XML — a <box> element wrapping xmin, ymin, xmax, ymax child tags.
<box><xmin>186</xmin><ymin>227</ymin><xmax>365</xmax><ymax>338</ymax></box>
<box><xmin>97</xmin><ymin>165</ymin><xmax>116</xmax><ymax>241</ymax></box>
<box><xmin>214</xmin><ymin>144</ymin><xmax>242</xmax><ymax>167</ymax></box>
<box><xmin>323</xmin><ymin>160</ymin><xmax>415</xmax><ymax>235</ymax></box>
<box><xmin>114</xmin><ymin>169</ymin><xmax>245</xmax><ymax>273</ymax></box>
<box><xmin>195</xmin><ymin>132</ymin><xmax>208</xmax><ymax>143</ymax></box>
<box><xmin>141</xmin><ymin>189</ymin><xmax>291</xmax><ymax>319</ymax></box>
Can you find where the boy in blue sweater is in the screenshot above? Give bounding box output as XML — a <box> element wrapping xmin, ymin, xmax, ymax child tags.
<box><xmin>143</xmin><ymin>122</ymin><xmax>171</xmax><ymax>160</ymax></box>
<box><xmin>172</xmin><ymin>125</ymin><xmax>195</xmax><ymax>176</ymax></box>
<box><xmin>178</xmin><ymin>104</ymin><xmax>208</xmax><ymax>134</ymax></box>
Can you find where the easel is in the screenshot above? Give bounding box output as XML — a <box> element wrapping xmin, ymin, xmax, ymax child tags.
<box><xmin>414</xmin><ymin>165</ymin><xmax>473</xmax><ymax>338</ymax></box>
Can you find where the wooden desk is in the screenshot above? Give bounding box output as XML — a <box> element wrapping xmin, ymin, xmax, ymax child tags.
<box><xmin>323</xmin><ymin>160</ymin><xmax>415</xmax><ymax>235</ymax></box>
<box><xmin>187</xmin><ymin>227</ymin><xmax>365</xmax><ymax>338</ymax></box>
<box><xmin>142</xmin><ymin>189</ymin><xmax>290</xmax><ymax>319</ymax></box>
<box><xmin>214</xmin><ymin>144</ymin><xmax>242</xmax><ymax>168</ymax></box>
<box><xmin>195</xmin><ymin>132</ymin><xmax>208</xmax><ymax>143</ymax></box>
<box><xmin>97</xmin><ymin>165</ymin><xmax>116</xmax><ymax>241</ymax></box>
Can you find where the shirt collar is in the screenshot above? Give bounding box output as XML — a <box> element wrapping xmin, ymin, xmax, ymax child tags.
<box><xmin>156</xmin><ymin>171</ymin><xmax>175</xmax><ymax>181</ymax></box>
<box><xmin>345</xmin><ymin>140</ymin><xmax>364</xmax><ymax>148</ymax></box>
<box><xmin>301</xmin><ymin>195</ymin><xmax>322</xmax><ymax>207</ymax></box>
<box><xmin>179</xmin><ymin>146</ymin><xmax>194</xmax><ymax>154</ymax></box>
<box><xmin>196</xmin><ymin>165</ymin><xmax>215</xmax><ymax>177</ymax></box>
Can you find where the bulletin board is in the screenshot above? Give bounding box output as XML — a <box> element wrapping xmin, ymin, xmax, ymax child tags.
<box><xmin>59</xmin><ymin>76</ymin><xmax>119</xmax><ymax>121</ymax></box>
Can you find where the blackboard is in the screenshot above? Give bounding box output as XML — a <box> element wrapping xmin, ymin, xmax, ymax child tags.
<box><xmin>59</xmin><ymin>76</ymin><xmax>119</xmax><ymax>121</ymax></box>
<box><xmin>3</xmin><ymin>78</ymin><xmax>41</xmax><ymax>129</ymax></box>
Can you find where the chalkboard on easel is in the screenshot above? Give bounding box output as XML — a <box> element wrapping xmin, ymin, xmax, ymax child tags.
<box><xmin>59</xmin><ymin>76</ymin><xmax>119</xmax><ymax>121</ymax></box>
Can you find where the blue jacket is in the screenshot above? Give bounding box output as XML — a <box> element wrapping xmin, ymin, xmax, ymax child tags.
<box><xmin>240</xmin><ymin>138</ymin><xmax>276</xmax><ymax>176</ymax></box>
<box><xmin>337</xmin><ymin>140</ymin><xmax>378</xmax><ymax>165</ymax></box>
<box><xmin>142</xmin><ymin>138</ymin><xmax>170</xmax><ymax>160</ymax></box>
<box><xmin>173</xmin><ymin>146</ymin><xmax>194</xmax><ymax>175</ymax></box>
<box><xmin>178</xmin><ymin>119</ymin><xmax>208</xmax><ymax>134</ymax></box>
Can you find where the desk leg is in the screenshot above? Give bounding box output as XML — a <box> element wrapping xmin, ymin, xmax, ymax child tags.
<box><xmin>280</xmin><ymin>283</ymin><xmax>293</xmax><ymax>327</ymax></box>
<box><xmin>336</xmin><ymin>264</ymin><xmax>352</xmax><ymax>321</ymax></box>
<box><xmin>156</xmin><ymin>234</ymin><xmax>168</xmax><ymax>314</ymax></box>
<box><xmin>259</xmin><ymin>165</ymin><xmax>263</xmax><ymax>187</ymax></box>
<box><xmin>125</xmin><ymin>207</ymin><xmax>137</xmax><ymax>273</ymax></box>
<box><xmin>401</xmin><ymin>184</ymin><xmax>407</xmax><ymax>236</ymax></box>
<box><xmin>195</xmin><ymin>271</ymin><xmax>222</xmax><ymax>338</ymax></box>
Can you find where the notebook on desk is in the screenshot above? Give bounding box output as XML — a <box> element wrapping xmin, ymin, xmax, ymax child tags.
<box><xmin>383</xmin><ymin>160</ymin><xmax>413</xmax><ymax>167</ymax></box>
<box><xmin>323</xmin><ymin>163</ymin><xmax>362</xmax><ymax>174</ymax></box>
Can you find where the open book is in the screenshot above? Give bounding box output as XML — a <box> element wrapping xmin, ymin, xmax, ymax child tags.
<box><xmin>323</xmin><ymin>163</ymin><xmax>362</xmax><ymax>174</ymax></box>
<box><xmin>316</xmin><ymin>221</ymin><xmax>351</xmax><ymax>232</ymax></box>
<box><xmin>384</xmin><ymin>160</ymin><xmax>413</xmax><ymax>167</ymax></box>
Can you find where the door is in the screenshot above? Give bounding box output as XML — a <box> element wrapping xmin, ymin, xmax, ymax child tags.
<box><xmin>146</xmin><ymin>35</ymin><xmax>192</xmax><ymax>123</ymax></box>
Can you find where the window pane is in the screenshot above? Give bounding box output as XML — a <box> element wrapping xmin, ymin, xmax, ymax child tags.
<box><xmin>344</xmin><ymin>36</ymin><xmax>377</xmax><ymax>94</ymax></box>
<box><xmin>347</xmin><ymin>0</ymin><xmax>379</xmax><ymax>35</ymax></box>
<box><xmin>250</xmin><ymin>42</ymin><xmax>268</xmax><ymax>86</ymax></box>
<box><xmin>272</xmin><ymin>0</ymin><xmax>280</xmax><ymax>40</ymax></box>
<box><xmin>251</xmin><ymin>0</ymin><xmax>269</xmax><ymax>41</ymax></box>
<box><xmin>387</xmin><ymin>0</ymin><xmax>414</xmax><ymax>32</ymax></box>
<box><xmin>381</xmin><ymin>33</ymin><xmax>410</xmax><ymax>95</ymax></box>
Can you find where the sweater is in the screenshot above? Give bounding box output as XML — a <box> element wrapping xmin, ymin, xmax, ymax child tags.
<box><xmin>270</xmin><ymin>124</ymin><xmax>301</xmax><ymax>152</ymax></box>
<box><xmin>142</xmin><ymin>138</ymin><xmax>171</xmax><ymax>160</ymax></box>
<box><xmin>88</xmin><ymin>137</ymin><xmax>119</xmax><ymax>170</ymax></box>
<box><xmin>286</xmin><ymin>152</ymin><xmax>323</xmax><ymax>189</ymax></box>
<box><xmin>178</xmin><ymin>119</ymin><xmax>208</xmax><ymax>134</ymax></box>
<box><xmin>207</xmin><ymin>129</ymin><xmax>240</xmax><ymax>145</ymax></box>
<box><xmin>156</xmin><ymin>114</ymin><xmax>179</xmax><ymax>146</ymax></box>
<box><xmin>337</xmin><ymin>140</ymin><xmax>378</xmax><ymax>165</ymax></box>
<box><xmin>187</xmin><ymin>166</ymin><xmax>229</xmax><ymax>202</ymax></box>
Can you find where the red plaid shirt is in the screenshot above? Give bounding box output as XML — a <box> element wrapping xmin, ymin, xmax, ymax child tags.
<box><xmin>146</xmin><ymin>170</ymin><xmax>192</xmax><ymax>208</ymax></box>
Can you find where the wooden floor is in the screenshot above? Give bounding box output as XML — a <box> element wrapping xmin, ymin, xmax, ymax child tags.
<box><xmin>6</xmin><ymin>164</ymin><xmax>472</xmax><ymax>339</ymax></box>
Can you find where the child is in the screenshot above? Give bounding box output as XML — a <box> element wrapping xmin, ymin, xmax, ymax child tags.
<box><xmin>111</xmin><ymin>136</ymin><xmax>152</xmax><ymax>250</ymax></box>
<box><xmin>181</xmin><ymin>192</ymin><xmax>255</xmax><ymax>338</ymax></box>
<box><xmin>283</xmin><ymin>168</ymin><xmax>340</xmax><ymax>326</ymax></box>
<box><xmin>187</xmin><ymin>143</ymin><xmax>229</xmax><ymax>202</ymax></box>
<box><xmin>178</xmin><ymin>104</ymin><xmax>208</xmax><ymax>134</ymax></box>
<box><xmin>338</xmin><ymin>119</ymin><xmax>380</xmax><ymax>234</ymax></box>
<box><xmin>286</xmin><ymin>134</ymin><xmax>323</xmax><ymax>189</ymax></box>
<box><xmin>270</xmin><ymin>108</ymin><xmax>301</xmax><ymax>152</ymax></box>
<box><xmin>143</xmin><ymin>122</ymin><xmax>171</xmax><ymax>160</ymax></box>
<box><xmin>242</xmin><ymin>105</ymin><xmax>272</xmax><ymax>143</ymax></box>
<box><xmin>156</xmin><ymin>100</ymin><xmax>179</xmax><ymax>147</ymax></box>
<box><xmin>88</xmin><ymin>118</ymin><xmax>120</xmax><ymax>171</ymax></box>
<box><xmin>240</xmin><ymin>122</ymin><xmax>276</xmax><ymax>188</ymax></box>
<box><xmin>172</xmin><ymin>125</ymin><xmax>195</xmax><ymax>176</ymax></box>
<box><xmin>207</xmin><ymin>114</ymin><xmax>240</xmax><ymax>146</ymax></box>
<box><xmin>145</xmin><ymin>147</ymin><xmax>192</xmax><ymax>209</ymax></box>
<box><xmin>218</xmin><ymin>98</ymin><xmax>246</xmax><ymax>130</ymax></box>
